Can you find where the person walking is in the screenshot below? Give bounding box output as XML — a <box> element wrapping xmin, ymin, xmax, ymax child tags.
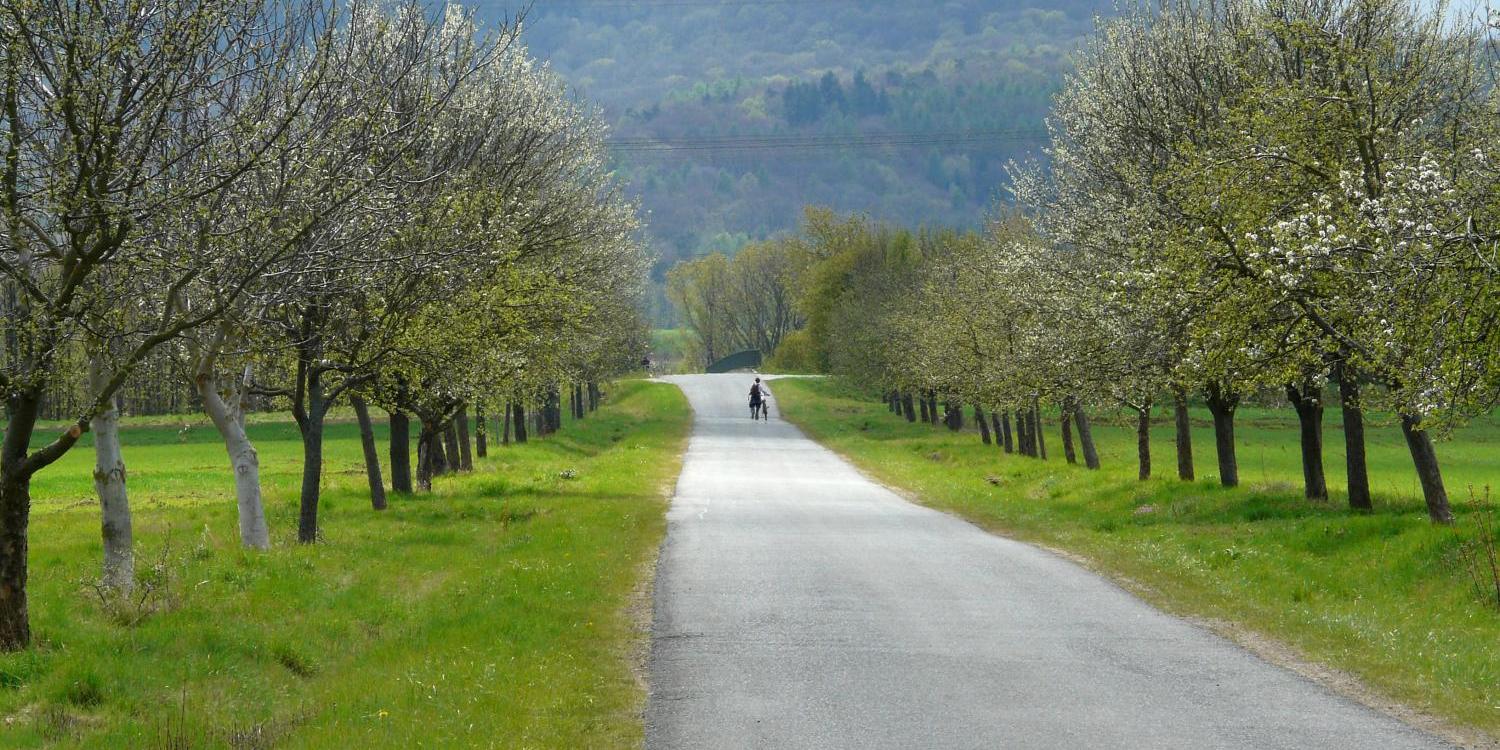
<box><xmin>749</xmin><ymin>378</ymin><xmax>769</xmax><ymax>420</ymax></box>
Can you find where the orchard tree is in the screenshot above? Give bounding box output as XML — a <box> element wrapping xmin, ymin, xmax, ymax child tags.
<box><xmin>1159</xmin><ymin>0</ymin><xmax>1497</xmax><ymax>519</ymax></box>
<box><xmin>251</xmin><ymin>6</ymin><xmax>517</xmax><ymax>543</ymax></box>
<box><xmin>0</xmin><ymin>0</ymin><xmax>331</xmax><ymax>646</ymax></box>
<box><xmin>171</xmin><ymin>1</ymin><xmax>483</xmax><ymax>549</ymax></box>
<box><xmin>1022</xmin><ymin>0</ymin><xmax>1265</xmax><ymax>485</ymax></box>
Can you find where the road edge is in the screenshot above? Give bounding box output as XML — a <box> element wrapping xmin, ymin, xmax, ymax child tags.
<box><xmin>628</xmin><ymin>379</ymin><xmax>695</xmax><ymax>746</ymax></box>
<box><xmin>775</xmin><ymin>401</ymin><xmax>1496</xmax><ymax>750</ymax></box>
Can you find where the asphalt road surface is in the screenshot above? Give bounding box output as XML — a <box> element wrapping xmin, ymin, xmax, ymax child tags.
<box><xmin>644</xmin><ymin>374</ymin><xmax>1449</xmax><ymax>750</ymax></box>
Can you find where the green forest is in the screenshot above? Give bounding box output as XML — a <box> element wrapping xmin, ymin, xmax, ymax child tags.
<box><xmin>518</xmin><ymin>1</ymin><xmax>1113</xmax><ymax>275</ymax></box>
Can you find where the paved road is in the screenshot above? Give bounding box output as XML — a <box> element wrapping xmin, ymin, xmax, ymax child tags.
<box><xmin>645</xmin><ymin>374</ymin><xmax>1448</xmax><ymax>750</ymax></box>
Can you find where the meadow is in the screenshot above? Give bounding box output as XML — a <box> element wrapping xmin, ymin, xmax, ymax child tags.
<box><xmin>0</xmin><ymin>380</ymin><xmax>690</xmax><ymax>748</ymax></box>
<box><xmin>775</xmin><ymin>377</ymin><xmax>1500</xmax><ymax>741</ymax></box>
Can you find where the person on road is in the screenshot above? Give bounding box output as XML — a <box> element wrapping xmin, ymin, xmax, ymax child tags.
<box><xmin>749</xmin><ymin>378</ymin><xmax>768</xmax><ymax>420</ymax></box>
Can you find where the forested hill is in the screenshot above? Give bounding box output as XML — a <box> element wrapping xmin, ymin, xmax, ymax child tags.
<box><xmin>506</xmin><ymin>1</ymin><xmax>1112</xmax><ymax>269</ymax></box>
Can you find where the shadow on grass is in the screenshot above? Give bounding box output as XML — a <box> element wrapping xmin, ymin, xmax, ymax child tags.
<box><xmin>446</xmin><ymin>475</ymin><xmax>659</xmax><ymax>504</ymax></box>
<box><xmin>1117</xmin><ymin>482</ymin><xmax>1437</xmax><ymax>527</ymax></box>
<box><xmin>495</xmin><ymin>438</ymin><xmax>606</xmax><ymax>460</ymax></box>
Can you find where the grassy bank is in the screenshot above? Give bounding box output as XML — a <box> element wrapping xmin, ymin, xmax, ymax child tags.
<box><xmin>775</xmin><ymin>377</ymin><xmax>1500</xmax><ymax>738</ymax></box>
<box><xmin>1</xmin><ymin>380</ymin><xmax>691</xmax><ymax>748</ymax></box>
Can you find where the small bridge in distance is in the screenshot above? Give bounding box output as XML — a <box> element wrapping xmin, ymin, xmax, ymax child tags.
<box><xmin>705</xmin><ymin>349</ymin><xmax>762</xmax><ymax>374</ymax></box>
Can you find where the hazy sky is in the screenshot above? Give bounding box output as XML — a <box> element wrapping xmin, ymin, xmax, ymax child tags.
<box><xmin>1428</xmin><ymin>0</ymin><xmax>1494</xmax><ymax>22</ymax></box>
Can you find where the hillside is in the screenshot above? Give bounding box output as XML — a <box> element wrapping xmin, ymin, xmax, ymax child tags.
<box><xmin>511</xmin><ymin>1</ymin><xmax>1112</xmax><ymax>274</ymax></box>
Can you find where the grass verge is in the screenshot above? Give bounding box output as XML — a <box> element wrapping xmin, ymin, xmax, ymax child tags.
<box><xmin>775</xmin><ymin>377</ymin><xmax>1500</xmax><ymax>742</ymax></box>
<box><xmin>0</xmin><ymin>379</ymin><xmax>691</xmax><ymax>748</ymax></box>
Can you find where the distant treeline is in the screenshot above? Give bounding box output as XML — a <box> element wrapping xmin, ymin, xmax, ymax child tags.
<box><xmin>518</xmin><ymin>0</ymin><xmax>1114</xmax><ymax>272</ymax></box>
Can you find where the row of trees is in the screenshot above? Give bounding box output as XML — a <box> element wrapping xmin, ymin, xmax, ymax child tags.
<box><xmin>0</xmin><ymin>0</ymin><xmax>648</xmax><ymax>650</ymax></box>
<box><xmin>1000</xmin><ymin>0</ymin><xmax>1500</xmax><ymax>521</ymax></box>
<box><xmin>678</xmin><ymin>0</ymin><xmax>1498</xmax><ymax>530</ymax></box>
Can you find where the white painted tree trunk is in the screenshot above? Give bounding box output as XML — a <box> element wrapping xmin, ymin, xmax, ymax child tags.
<box><xmin>197</xmin><ymin>367</ymin><xmax>270</xmax><ymax>550</ymax></box>
<box><xmin>89</xmin><ymin>357</ymin><xmax>134</xmax><ymax>591</ymax></box>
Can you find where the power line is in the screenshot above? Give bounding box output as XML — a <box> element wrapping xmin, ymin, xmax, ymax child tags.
<box><xmin>530</xmin><ymin>0</ymin><xmax>867</xmax><ymax>6</ymax></box>
<box><xmin>607</xmin><ymin>128</ymin><xmax>1048</xmax><ymax>155</ymax></box>
<box><xmin>609</xmin><ymin>128</ymin><xmax>1046</xmax><ymax>146</ymax></box>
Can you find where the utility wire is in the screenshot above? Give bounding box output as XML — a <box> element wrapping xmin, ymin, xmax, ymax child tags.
<box><xmin>608</xmin><ymin>128</ymin><xmax>1047</xmax><ymax>154</ymax></box>
<box><xmin>530</xmin><ymin>0</ymin><xmax>866</xmax><ymax>6</ymax></box>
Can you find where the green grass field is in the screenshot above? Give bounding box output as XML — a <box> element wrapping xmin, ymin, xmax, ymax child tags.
<box><xmin>775</xmin><ymin>378</ymin><xmax>1500</xmax><ymax>738</ymax></box>
<box><xmin>0</xmin><ymin>380</ymin><xmax>691</xmax><ymax>748</ymax></box>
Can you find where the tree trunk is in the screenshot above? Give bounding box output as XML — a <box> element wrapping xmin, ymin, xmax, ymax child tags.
<box><xmin>429</xmin><ymin>421</ymin><xmax>449</xmax><ymax>476</ymax></box>
<box><xmin>502</xmin><ymin>402</ymin><xmax>513</xmax><ymax>445</ymax></box>
<box><xmin>1060</xmin><ymin>403</ymin><xmax>1077</xmax><ymax>465</ymax></box>
<box><xmin>975</xmin><ymin>406</ymin><xmax>992</xmax><ymax>445</ymax></box>
<box><xmin>90</xmin><ymin>379</ymin><xmax>133</xmax><ymax>591</ymax></box>
<box><xmin>927</xmin><ymin>392</ymin><xmax>940</xmax><ymax>426</ymax></box>
<box><xmin>443</xmin><ymin>423</ymin><xmax>462</xmax><ymax>471</ymax></box>
<box><xmin>1205</xmin><ymin>383</ymin><xmax>1240</xmax><ymax>488</ymax></box>
<box><xmin>0</xmin><ymin>386</ymin><xmax>43</xmax><ymax>650</ymax></box>
<box><xmin>390</xmin><ymin>411</ymin><xmax>412</xmax><ymax>494</ymax></box>
<box><xmin>901</xmin><ymin>392</ymin><xmax>916</xmax><ymax>422</ymax></box>
<box><xmin>1000</xmin><ymin>410</ymin><xmax>1014</xmax><ymax>454</ymax></box>
<box><xmin>475</xmin><ymin>404</ymin><xmax>487</xmax><ymax>459</ymax></box>
<box><xmin>0</xmin><ymin>471</ymin><xmax>31</xmax><ymax>651</ymax></box>
<box><xmin>1033</xmin><ymin>401</ymin><xmax>1047</xmax><ymax>460</ymax></box>
<box><xmin>1336</xmin><ymin>366</ymin><xmax>1372</xmax><ymax>511</ymax></box>
<box><xmin>1400</xmin><ymin>414</ymin><xmax>1453</xmax><ymax>524</ymax></box>
<box><xmin>416</xmin><ymin>425</ymin><xmax>438</xmax><ymax>492</ymax></box>
<box><xmin>350</xmin><ymin>396</ymin><xmax>387</xmax><ymax>511</ymax></box>
<box><xmin>918</xmin><ymin>396</ymin><xmax>930</xmax><ymax>423</ymax></box>
<box><xmin>196</xmin><ymin>369</ymin><xmax>269</xmax><ymax>549</ymax></box>
<box><xmin>296</xmin><ymin>399</ymin><xmax>326</xmax><ymax>544</ymax></box>
<box><xmin>1074</xmin><ymin>404</ymin><xmax>1101</xmax><ymax>470</ymax></box>
<box><xmin>456</xmin><ymin>407</ymin><xmax>473</xmax><ymax>472</ymax></box>
<box><xmin>1285</xmin><ymin>383</ymin><xmax>1328</xmax><ymax>502</ymax></box>
<box><xmin>1019</xmin><ymin>408</ymin><xmax>1036</xmax><ymax>457</ymax></box>
<box><xmin>513</xmin><ymin>402</ymin><xmax>528</xmax><ymax>444</ymax></box>
<box><xmin>545</xmin><ymin>388</ymin><xmax>562</xmax><ymax>434</ymax></box>
<box><xmin>1134</xmin><ymin>404</ymin><xmax>1152</xmax><ymax>481</ymax></box>
<box><xmin>1173</xmin><ymin>388</ymin><xmax>1194</xmax><ymax>482</ymax></box>
<box><xmin>588</xmin><ymin>382</ymin><xmax>600</xmax><ymax>411</ymax></box>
